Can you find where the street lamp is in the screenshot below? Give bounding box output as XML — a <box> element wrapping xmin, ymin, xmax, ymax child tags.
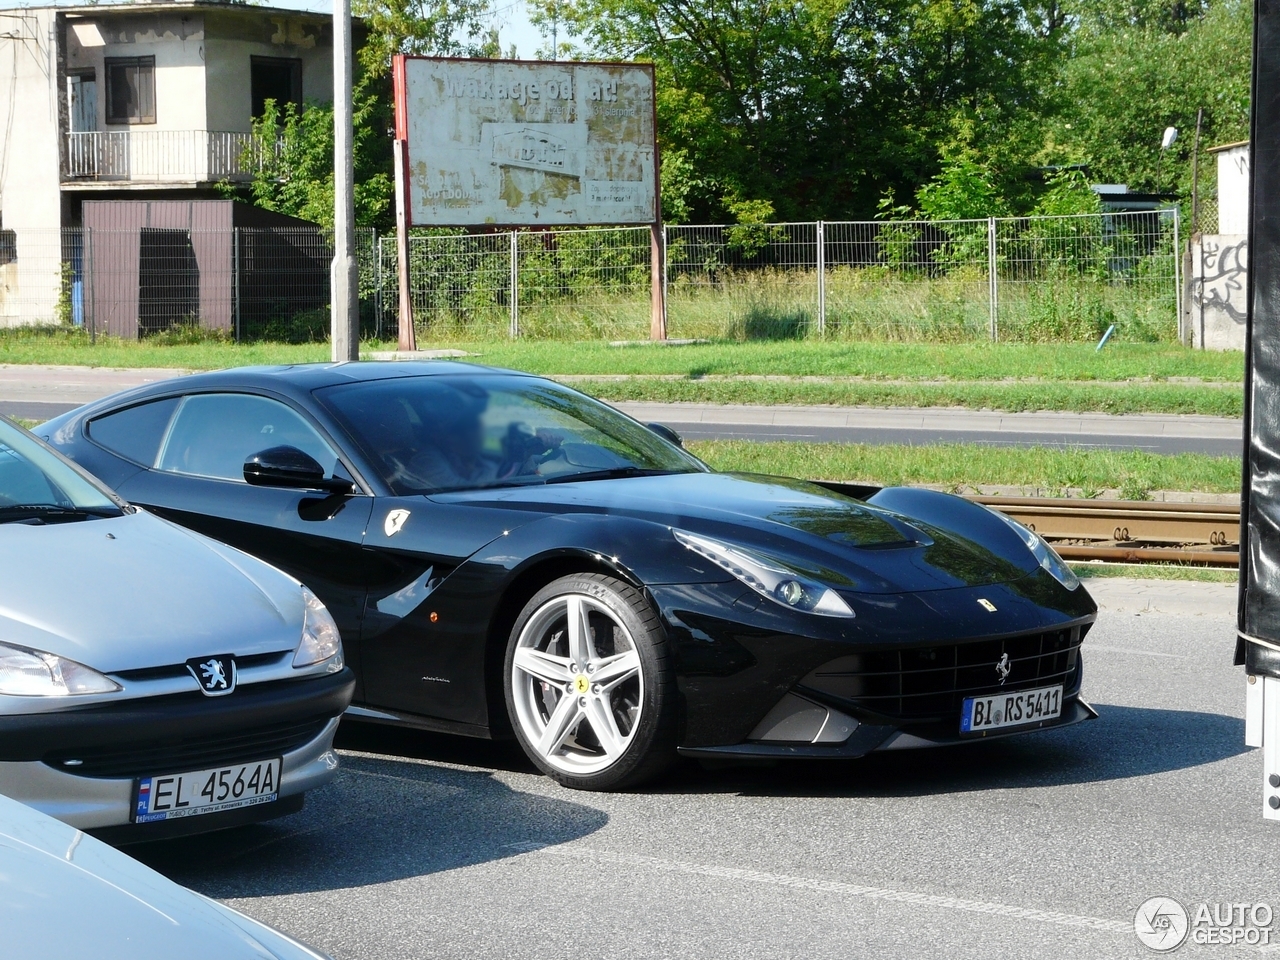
<box><xmin>331</xmin><ymin>0</ymin><xmax>359</xmax><ymax>362</ymax></box>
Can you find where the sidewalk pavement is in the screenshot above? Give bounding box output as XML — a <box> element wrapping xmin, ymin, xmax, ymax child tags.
<box><xmin>609</xmin><ymin>400</ymin><xmax>1241</xmax><ymax>442</ymax></box>
<box><xmin>1084</xmin><ymin>576</ymin><xmax>1238</xmax><ymax>617</ymax></box>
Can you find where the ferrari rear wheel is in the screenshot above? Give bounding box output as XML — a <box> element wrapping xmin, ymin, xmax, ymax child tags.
<box><xmin>504</xmin><ymin>573</ymin><xmax>676</xmax><ymax>790</ymax></box>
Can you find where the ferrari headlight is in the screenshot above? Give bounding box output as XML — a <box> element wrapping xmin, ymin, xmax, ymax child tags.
<box><xmin>991</xmin><ymin>509</ymin><xmax>1080</xmax><ymax>591</ymax></box>
<box><xmin>673</xmin><ymin>529</ymin><xmax>855</xmax><ymax>618</ymax></box>
<box><xmin>0</xmin><ymin>642</ymin><xmax>121</xmax><ymax>696</ymax></box>
<box><xmin>294</xmin><ymin>586</ymin><xmax>345</xmax><ymax>669</ymax></box>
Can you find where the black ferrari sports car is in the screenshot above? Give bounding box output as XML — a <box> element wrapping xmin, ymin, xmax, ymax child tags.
<box><xmin>40</xmin><ymin>362</ymin><xmax>1097</xmax><ymax>789</ymax></box>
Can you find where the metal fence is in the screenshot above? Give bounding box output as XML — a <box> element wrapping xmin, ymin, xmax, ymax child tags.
<box><xmin>0</xmin><ymin>211</ymin><xmax>1181</xmax><ymax>344</ymax></box>
<box><xmin>379</xmin><ymin>210</ymin><xmax>1181</xmax><ymax>343</ymax></box>
<box><xmin>0</xmin><ymin>227</ymin><xmax>376</xmax><ymax>341</ymax></box>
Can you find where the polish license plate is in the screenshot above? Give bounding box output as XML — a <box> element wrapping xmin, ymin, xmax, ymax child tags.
<box><xmin>133</xmin><ymin>758</ymin><xmax>282</xmax><ymax>823</ymax></box>
<box><xmin>960</xmin><ymin>685</ymin><xmax>1063</xmax><ymax>734</ymax></box>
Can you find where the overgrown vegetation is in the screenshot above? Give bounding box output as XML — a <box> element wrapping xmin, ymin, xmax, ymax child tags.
<box><xmin>528</xmin><ymin>0</ymin><xmax>1250</xmax><ymax>223</ymax></box>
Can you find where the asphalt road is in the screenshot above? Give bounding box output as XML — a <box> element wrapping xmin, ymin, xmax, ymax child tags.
<box><xmin>129</xmin><ymin>583</ymin><xmax>1266</xmax><ymax>960</ymax></box>
<box><xmin>657</xmin><ymin>420</ymin><xmax>1241</xmax><ymax>455</ymax></box>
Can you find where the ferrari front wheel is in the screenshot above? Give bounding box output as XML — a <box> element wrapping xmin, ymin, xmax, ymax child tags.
<box><xmin>504</xmin><ymin>573</ymin><xmax>676</xmax><ymax>790</ymax></box>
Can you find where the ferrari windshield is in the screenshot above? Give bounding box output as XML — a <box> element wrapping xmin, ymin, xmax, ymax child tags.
<box><xmin>0</xmin><ymin>419</ymin><xmax>121</xmax><ymax>520</ymax></box>
<box><xmin>316</xmin><ymin>375</ymin><xmax>706</xmax><ymax>495</ymax></box>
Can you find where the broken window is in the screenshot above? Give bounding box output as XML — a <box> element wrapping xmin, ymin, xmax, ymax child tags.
<box><xmin>251</xmin><ymin>57</ymin><xmax>302</xmax><ymax>120</ymax></box>
<box><xmin>105</xmin><ymin>57</ymin><xmax>155</xmax><ymax>124</ymax></box>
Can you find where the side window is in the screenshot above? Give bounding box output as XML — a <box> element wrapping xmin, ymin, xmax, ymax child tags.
<box><xmin>156</xmin><ymin>394</ymin><xmax>338</xmax><ymax>482</ymax></box>
<box><xmin>87</xmin><ymin>397</ymin><xmax>181</xmax><ymax>467</ymax></box>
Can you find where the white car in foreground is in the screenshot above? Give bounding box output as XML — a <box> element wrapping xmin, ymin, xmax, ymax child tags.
<box><xmin>0</xmin><ymin>791</ymin><xmax>329</xmax><ymax>959</ymax></box>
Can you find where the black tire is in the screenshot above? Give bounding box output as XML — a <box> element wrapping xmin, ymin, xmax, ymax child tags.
<box><xmin>503</xmin><ymin>573</ymin><xmax>677</xmax><ymax>790</ymax></box>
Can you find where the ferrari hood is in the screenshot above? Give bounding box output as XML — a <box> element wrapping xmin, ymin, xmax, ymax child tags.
<box><xmin>433</xmin><ymin>472</ymin><xmax>1039</xmax><ymax>593</ymax></box>
<box><xmin>0</xmin><ymin>510</ymin><xmax>304</xmax><ymax>673</ymax></box>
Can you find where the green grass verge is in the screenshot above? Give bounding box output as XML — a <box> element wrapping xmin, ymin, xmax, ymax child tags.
<box><xmin>0</xmin><ymin>331</ymin><xmax>1241</xmax><ymax>380</ymax></box>
<box><xmin>578</xmin><ymin>378</ymin><xmax>1242</xmax><ymax>416</ymax></box>
<box><xmin>1069</xmin><ymin>563</ymin><xmax>1237</xmax><ymax>582</ymax></box>
<box><xmin>685</xmin><ymin>440</ymin><xmax>1241</xmax><ymax>495</ymax></box>
<box><xmin>0</xmin><ymin>328</ymin><xmax>335</xmax><ymax>370</ymax></box>
<box><xmin>458</xmin><ymin>340</ymin><xmax>1244</xmax><ymax>383</ymax></box>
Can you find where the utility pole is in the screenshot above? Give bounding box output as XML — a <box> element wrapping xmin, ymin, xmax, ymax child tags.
<box><xmin>331</xmin><ymin>0</ymin><xmax>359</xmax><ymax>362</ymax></box>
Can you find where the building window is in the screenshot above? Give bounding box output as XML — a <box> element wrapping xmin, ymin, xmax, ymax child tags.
<box><xmin>105</xmin><ymin>57</ymin><xmax>155</xmax><ymax>124</ymax></box>
<box><xmin>251</xmin><ymin>57</ymin><xmax>302</xmax><ymax>120</ymax></box>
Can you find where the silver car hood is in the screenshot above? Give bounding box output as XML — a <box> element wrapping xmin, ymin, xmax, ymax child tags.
<box><xmin>0</xmin><ymin>793</ymin><xmax>326</xmax><ymax>960</ymax></box>
<box><xmin>0</xmin><ymin>510</ymin><xmax>303</xmax><ymax>672</ymax></box>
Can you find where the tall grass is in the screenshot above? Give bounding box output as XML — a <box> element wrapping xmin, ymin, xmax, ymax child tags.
<box><xmin>408</xmin><ymin>266</ymin><xmax>1177</xmax><ymax>344</ymax></box>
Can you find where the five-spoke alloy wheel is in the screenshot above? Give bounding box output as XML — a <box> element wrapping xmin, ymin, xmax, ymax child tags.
<box><xmin>504</xmin><ymin>574</ymin><xmax>675</xmax><ymax>790</ymax></box>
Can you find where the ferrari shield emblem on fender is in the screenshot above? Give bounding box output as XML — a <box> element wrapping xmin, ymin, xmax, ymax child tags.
<box><xmin>384</xmin><ymin>508</ymin><xmax>411</xmax><ymax>537</ymax></box>
<box><xmin>186</xmin><ymin>655</ymin><xmax>237</xmax><ymax>697</ymax></box>
<box><xmin>977</xmin><ymin>598</ymin><xmax>997</xmax><ymax>612</ymax></box>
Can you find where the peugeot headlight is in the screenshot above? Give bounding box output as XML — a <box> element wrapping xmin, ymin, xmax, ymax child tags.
<box><xmin>0</xmin><ymin>642</ymin><xmax>121</xmax><ymax>696</ymax></box>
<box><xmin>991</xmin><ymin>509</ymin><xmax>1080</xmax><ymax>591</ymax></box>
<box><xmin>294</xmin><ymin>586</ymin><xmax>345</xmax><ymax>670</ymax></box>
<box><xmin>673</xmin><ymin>529</ymin><xmax>855</xmax><ymax>618</ymax></box>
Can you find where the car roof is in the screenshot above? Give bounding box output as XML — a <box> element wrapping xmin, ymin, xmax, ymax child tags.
<box><xmin>37</xmin><ymin>361</ymin><xmax>539</xmax><ymax>436</ymax></box>
<box><xmin>127</xmin><ymin>360</ymin><xmax>535</xmax><ymax>403</ymax></box>
<box><xmin>173</xmin><ymin>360</ymin><xmax>526</xmax><ymax>390</ymax></box>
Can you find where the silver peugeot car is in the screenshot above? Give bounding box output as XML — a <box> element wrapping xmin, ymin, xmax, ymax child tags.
<box><xmin>0</xmin><ymin>416</ymin><xmax>353</xmax><ymax>839</ymax></box>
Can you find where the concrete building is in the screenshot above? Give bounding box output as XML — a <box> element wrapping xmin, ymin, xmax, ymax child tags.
<box><xmin>1210</xmin><ymin>140</ymin><xmax>1249</xmax><ymax>235</ymax></box>
<box><xmin>0</xmin><ymin>1</ymin><xmax>340</xmax><ymax>325</ymax></box>
<box><xmin>0</xmin><ymin>0</ymin><xmax>336</xmax><ymax>231</ymax></box>
<box><xmin>1188</xmin><ymin>141</ymin><xmax>1250</xmax><ymax>350</ymax></box>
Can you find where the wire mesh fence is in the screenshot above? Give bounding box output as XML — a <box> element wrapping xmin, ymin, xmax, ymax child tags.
<box><xmin>821</xmin><ymin>219</ymin><xmax>993</xmax><ymax>341</ymax></box>
<box><xmin>0</xmin><ymin>212</ymin><xmax>1181</xmax><ymax>344</ymax></box>
<box><xmin>993</xmin><ymin>211</ymin><xmax>1181</xmax><ymax>343</ymax></box>
<box><xmin>1193</xmin><ymin>197</ymin><xmax>1219</xmax><ymax>235</ymax></box>
<box><xmin>0</xmin><ymin>226</ymin><xmax>377</xmax><ymax>341</ymax></box>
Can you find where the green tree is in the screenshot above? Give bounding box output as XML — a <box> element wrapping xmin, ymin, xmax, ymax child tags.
<box><xmin>1047</xmin><ymin>0</ymin><xmax>1251</xmax><ymax>195</ymax></box>
<box><xmin>534</xmin><ymin>0</ymin><xmax>1056</xmax><ymax>222</ymax></box>
<box><xmin>236</xmin><ymin>93</ymin><xmax>394</xmax><ymax>229</ymax></box>
<box><xmin>353</xmin><ymin>0</ymin><xmax>495</xmax><ymax>76</ymax></box>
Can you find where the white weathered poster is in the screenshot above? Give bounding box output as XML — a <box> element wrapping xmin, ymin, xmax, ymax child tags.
<box><xmin>394</xmin><ymin>58</ymin><xmax>658</xmax><ymax>227</ymax></box>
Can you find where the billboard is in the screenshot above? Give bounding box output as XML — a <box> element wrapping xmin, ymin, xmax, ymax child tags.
<box><xmin>392</xmin><ymin>57</ymin><xmax>658</xmax><ymax>227</ymax></box>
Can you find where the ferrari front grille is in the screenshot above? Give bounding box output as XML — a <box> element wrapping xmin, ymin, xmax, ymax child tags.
<box><xmin>799</xmin><ymin>624</ymin><xmax>1087</xmax><ymax>723</ymax></box>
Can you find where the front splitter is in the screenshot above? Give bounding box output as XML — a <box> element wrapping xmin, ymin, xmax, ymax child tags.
<box><xmin>676</xmin><ymin>698</ymin><xmax>1097</xmax><ymax>761</ymax></box>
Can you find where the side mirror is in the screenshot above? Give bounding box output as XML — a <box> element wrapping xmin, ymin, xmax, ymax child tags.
<box><xmin>646</xmin><ymin>422</ymin><xmax>684</xmax><ymax>448</ymax></box>
<box><xmin>244</xmin><ymin>445</ymin><xmax>354</xmax><ymax>495</ymax></box>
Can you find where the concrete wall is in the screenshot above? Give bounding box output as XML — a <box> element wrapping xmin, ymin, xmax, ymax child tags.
<box><xmin>1190</xmin><ymin>234</ymin><xmax>1247</xmax><ymax>351</ymax></box>
<box><xmin>0</xmin><ymin>9</ymin><xmax>66</xmax><ymax>324</ymax></box>
<box><xmin>63</xmin><ymin>8</ymin><xmax>333</xmax><ymax>134</ymax></box>
<box><xmin>65</xmin><ymin>12</ymin><xmax>207</xmax><ymax>133</ymax></box>
<box><xmin>204</xmin><ymin>12</ymin><xmax>333</xmax><ymax>134</ymax></box>
<box><xmin>0</xmin><ymin>9</ymin><xmax>64</xmax><ymax>232</ymax></box>
<box><xmin>1217</xmin><ymin>145</ymin><xmax>1250</xmax><ymax>236</ymax></box>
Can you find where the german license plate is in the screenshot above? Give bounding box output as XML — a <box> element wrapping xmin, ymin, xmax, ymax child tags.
<box><xmin>133</xmin><ymin>758</ymin><xmax>282</xmax><ymax>823</ymax></box>
<box><xmin>960</xmin><ymin>685</ymin><xmax>1063</xmax><ymax>734</ymax></box>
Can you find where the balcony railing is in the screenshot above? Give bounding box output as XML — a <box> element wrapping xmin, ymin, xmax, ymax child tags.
<box><xmin>64</xmin><ymin>130</ymin><xmax>278</xmax><ymax>183</ymax></box>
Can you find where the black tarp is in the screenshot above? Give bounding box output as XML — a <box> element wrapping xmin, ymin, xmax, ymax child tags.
<box><xmin>1240</xmin><ymin>0</ymin><xmax>1280</xmax><ymax>664</ymax></box>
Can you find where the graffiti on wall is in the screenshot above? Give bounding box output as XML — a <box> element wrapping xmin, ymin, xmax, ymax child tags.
<box><xmin>1192</xmin><ymin>236</ymin><xmax>1249</xmax><ymax>325</ymax></box>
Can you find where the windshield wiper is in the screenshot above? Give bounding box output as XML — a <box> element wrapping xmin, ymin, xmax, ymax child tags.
<box><xmin>0</xmin><ymin>504</ymin><xmax>122</xmax><ymax>524</ymax></box>
<box><xmin>543</xmin><ymin>467</ymin><xmax>682</xmax><ymax>485</ymax></box>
